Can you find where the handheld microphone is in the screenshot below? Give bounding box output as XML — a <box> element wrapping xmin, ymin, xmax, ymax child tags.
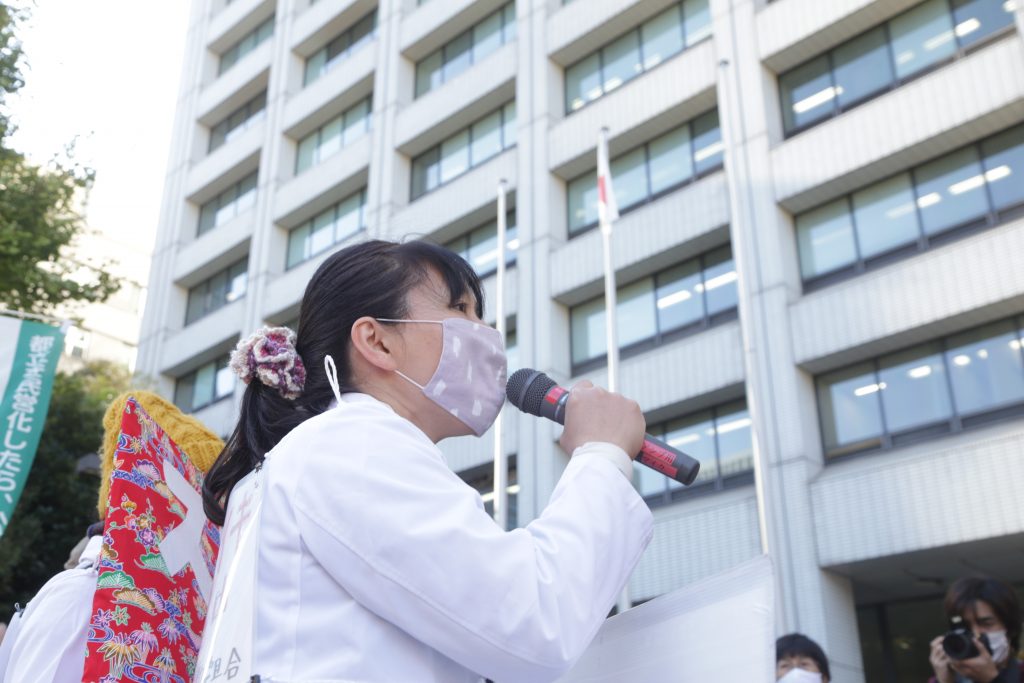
<box><xmin>505</xmin><ymin>369</ymin><xmax>701</xmax><ymax>486</ymax></box>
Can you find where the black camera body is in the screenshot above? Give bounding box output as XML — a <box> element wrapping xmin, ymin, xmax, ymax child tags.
<box><xmin>942</xmin><ymin>617</ymin><xmax>992</xmax><ymax>661</ymax></box>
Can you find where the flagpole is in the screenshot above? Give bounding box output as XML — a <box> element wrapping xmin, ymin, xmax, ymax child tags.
<box><xmin>493</xmin><ymin>179</ymin><xmax>509</xmax><ymax>531</ymax></box>
<box><xmin>598</xmin><ymin>128</ymin><xmax>619</xmax><ymax>395</ymax></box>
<box><xmin>598</xmin><ymin>127</ymin><xmax>632</xmax><ymax>614</ymax></box>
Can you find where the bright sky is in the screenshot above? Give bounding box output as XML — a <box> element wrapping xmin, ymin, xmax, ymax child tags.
<box><xmin>6</xmin><ymin>1</ymin><xmax>192</xmax><ymax>285</ymax></box>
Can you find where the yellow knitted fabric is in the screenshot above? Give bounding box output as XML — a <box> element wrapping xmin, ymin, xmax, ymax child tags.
<box><xmin>98</xmin><ymin>391</ymin><xmax>225</xmax><ymax>517</ymax></box>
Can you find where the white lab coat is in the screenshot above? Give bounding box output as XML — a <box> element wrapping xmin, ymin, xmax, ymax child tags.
<box><xmin>250</xmin><ymin>392</ymin><xmax>653</xmax><ymax>682</ymax></box>
<box><xmin>0</xmin><ymin>535</ymin><xmax>102</xmax><ymax>683</ymax></box>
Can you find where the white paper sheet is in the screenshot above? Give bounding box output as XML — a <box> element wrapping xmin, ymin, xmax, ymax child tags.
<box><xmin>556</xmin><ymin>555</ymin><xmax>776</xmax><ymax>683</ymax></box>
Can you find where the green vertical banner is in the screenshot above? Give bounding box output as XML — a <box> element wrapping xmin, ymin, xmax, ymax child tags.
<box><xmin>0</xmin><ymin>316</ymin><xmax>65</xmax><ymax>538</ymax></box>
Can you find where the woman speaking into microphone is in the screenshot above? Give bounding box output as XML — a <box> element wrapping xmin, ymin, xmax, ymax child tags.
<box><xmin>202</xmin><ymin>240</ymin><xmax>653</xmax><ymax>683</ymax></box>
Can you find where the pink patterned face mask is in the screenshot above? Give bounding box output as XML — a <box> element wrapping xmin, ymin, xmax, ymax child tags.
<box><xmin>378</xmin><ymin>318</ymin><xmax>507</xmax><ymax>436</ymax></box>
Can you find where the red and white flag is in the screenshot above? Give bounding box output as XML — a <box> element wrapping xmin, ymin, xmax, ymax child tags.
<box><xmin>83</xmin><ymin>398</ymin><xmax>221</xmax><ymax>682</ymax></box>
<box><xmin>597</xmin><ymin>129</ymin><xmax>620</xmax><ymax>228</ymax></box>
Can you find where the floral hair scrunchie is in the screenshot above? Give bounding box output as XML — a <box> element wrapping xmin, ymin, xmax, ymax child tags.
<box><xmin>230</xmin><ymin>326</ymin><xmax>306</xmax><ymax>400</ymax></box>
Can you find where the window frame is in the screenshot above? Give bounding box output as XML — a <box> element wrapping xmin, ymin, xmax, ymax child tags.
<box><xmin>184</xmin><ymin>258</ymin><xmax>249</xmax><ymax>326</ymax></box>
<box><xmin>444</xmin><ymin>211</ymin><xmax>518</xmax><ymax>278</ymax></box>
<box><xmin>562</xmin><ymin>0</ymin><xmax>712</xmax><ymax>115</ymax></box>
<box><xmin>294</xmin><ymin>96</ymin><xmax>373</xmax><ymax>174</ymax></box>
<box><xmin>208</xmin><ymin>91</ymin><xmax>267</xmax><ymax>153</ymax></box>
<box><xmin>285</xmin><ymin>188</ymin><xmax>368</xmax><ymax>270</ymax></box>
<box><xmin>197</xmin><ymin>171</ymin><xmax>259</xmax><ymax>237</ymax></box>
<box><xmin>303</xmin><ymin>10</ymin><xmax>378</xmax><ymax>86</ymax></box>
<box><xmin>798</xmin><ymin>126</ymin><xmax>1024</xmax><ymax>292</ymax></box>
<box><xmin>639</xmin><ymin>400</ymin><xmax>755</xmax><ymax>508</ymax></box>
<box><xmin>817</xmin><ymin>315</ymin><xmax>1024</xmax><ymax>462</ymax></box>
<box><xmin>779</xmin><ymin>0</ymin><xmax>1016</xmax><ymax>138</ymax></box>
<box><xmin>218</xmin><ymin>16</ymin><xmax>275</xmax><ymax>76</ymax></box>
<box><xmin>413</xmin><ymin>1</ymin><xmax>516</xmax><ymax>98</ymax></box>
<box><xmin>566</xmin><ymin>110</ymin><xmax>724</xmax><ymax>237</ymax></box>
<box><xmin>569</xmin><ymin>243</ymin><xmax>739</xmax><ymax>374</ymax></box>
<box><xmin>174</xmin><ymin>355</ymin><xmax>235</xmax><ymax>413</ymax></box>
<box><xmin>409</xmin><ymin>102</ymin><xmax>516</xmax><ymax>200</ymax></box>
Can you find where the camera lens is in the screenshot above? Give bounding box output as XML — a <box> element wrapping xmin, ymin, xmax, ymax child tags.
<box><xmin>942</xmin><ymin>632</ymin><xmax>978</xmax><ymax>661</ymax></box>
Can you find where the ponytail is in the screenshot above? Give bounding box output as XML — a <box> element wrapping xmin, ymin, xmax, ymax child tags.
<box><xmin>202</xmin><ymin>239</ymin><xmax>483</xmax><ymax>525</ymax></box>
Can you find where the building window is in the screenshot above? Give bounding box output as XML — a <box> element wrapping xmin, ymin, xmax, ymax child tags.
<box><xmin>796</xmin><ymin>123</ymin><xmax>1024</xmax><ymax>286</ymax></box>
<box><xmin>638</xmin><ymin>400</ymin><xmax>752</xmax><ymax>506</ymax></box>
<box><xmin>566</xmin><ymin>110</ymin><xmax>723</xmax><ymax>235</ymax></box>
<box><xmin>564</xmin><ymin>0</ymin><xmax>710</xmax><ymax>114</ymax></box>
<box><xmin>185</xmin><ymin>259</ymin><xmax>248</xmax><ymax>325</ymax></box>
<box><xmin>779</xmin><ymin>0</ymin><xmax>1014</xmax><ymax>136</ymax></box>
<box><xmin>458</xmin><ymin>457</ymin><xmax>518</xmax><ymax>530</ymax></box>
<box><xmin>569</xmin><ymin>245</ymin><xmax>737</xmax><ymax>371</ymax></box>
<box><xmin>444</xmin><ymin>212</ymin><xmax>518</xmax><ymax>277</ymax></box>
<box><xmin>304</xmin><ymin>12</ymin><xmax>376</xmax><ymax>86</ymax></box>
<box><xmin>218</xmin><ymin>16</ymin><xmax>274</xmax><ymax>75</ymax></box>
<box><xmin>411</xmin><ymin>102</ymin><xmax>516</xmax><ymax>199</ymax></box>
<box><xmin>209</xmin><ymin>92</ymin><xmax>267</xmax><ymax>153</ymax></box>
<box><xmin>174</xmin><ymin>355</ymin><xmax>235</xmax><ymax>413</ymax></box>
<box><xmin>295</xmin><ymin>97</ymin><xmax>372</xmax><ymax>174</ymax></box>
<box><xmin>197</xmin><ymin>172</ymin><xmax>258</xmax><ymax>237</ymax></box>
<box><xmin>414</xmin><ymin>2</ymin><xmax>516</xmax><ymax>98</ymax></box>
<box><xmin>817</xmin><ymin>317</ymin><xmax>1024</xmax><ymax>459</ymax></box>
<box><xmin>286</xmin><ymin>189</ymin><xmax>367</xmax><ymax>269</ymax></box>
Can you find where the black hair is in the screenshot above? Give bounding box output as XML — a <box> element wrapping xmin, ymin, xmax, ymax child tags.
<box><xmin>945</xmin><ymin>577</ymin><xmax>1022</xmax><ymax>652</ymax></box>
<box><xmin>776</xmin><ymin>633</ymin><xmax>831</xmax><ymax>680</ymax></box>
<box><xmin>202</xmin><ymin>239</ymin><xmax>484</xmax><ymax>525</ymax></box>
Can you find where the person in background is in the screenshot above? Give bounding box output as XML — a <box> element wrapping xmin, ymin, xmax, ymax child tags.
<box><xmin>0</xmin><ymin>391</ymin><xmax>223</xmax><ymax>683</ymax></box>
<box><xmin>777</xmin><ymin>633</ymin><xmax>831</xmax><ymax>682</ymax></box>
<box><xmin>929</xmin><ymin>577</ymin><xmax>1023</xmax><ymax>683</ymax></box>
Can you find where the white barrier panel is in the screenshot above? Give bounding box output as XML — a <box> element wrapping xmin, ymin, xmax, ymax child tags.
<box><xmin>556</xmin><ymin>555</ymin><xmax>775</xmax><ymax>683</ymax></box>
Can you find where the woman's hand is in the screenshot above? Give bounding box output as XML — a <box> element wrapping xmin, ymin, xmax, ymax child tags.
<box><xmin>949</xmin><ymin>637</ymin><xmax>1000</xmax><ymax>682</ymax></box>
<box><xmin>559</xmin><ymin>380</ymin><xmax>646</xmax><ymax>458</ymax></box>
<box><xmin>929</xmin><ymin>636</ymin><xmax>956</xmax><ymax>683</ymax></box>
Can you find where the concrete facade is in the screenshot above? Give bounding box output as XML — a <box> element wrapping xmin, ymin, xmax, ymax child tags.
<box><xmin>139</xmin><ymin>0</ymin><xmax>1024</xmax><ymax>679</ymax></box>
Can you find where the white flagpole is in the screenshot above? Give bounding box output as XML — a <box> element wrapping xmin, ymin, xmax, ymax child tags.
<box><xmin>598</xmin><ymin>128</ymin><xmax>632</xmax><ymax>614</ymax></box>
<box><xmin>493</xmin><ymin>179</ymin><xmax>509</xmax><ymax>531</ymax></box>
<box><xmin>597</xmin><ymin>128</ymin><xmax>620</xmax><ymax>394</ymax></box>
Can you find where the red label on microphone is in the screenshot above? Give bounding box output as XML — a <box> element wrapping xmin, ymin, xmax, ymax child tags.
<box><xmin>638</xmin><ymin>443</ymin><xmax>679</xmax><ymax>478</ymax></box>
<box><xmin>545</xmin><ymin>386</ymin><xmax>567</xmax><ymax>404</ymax></box>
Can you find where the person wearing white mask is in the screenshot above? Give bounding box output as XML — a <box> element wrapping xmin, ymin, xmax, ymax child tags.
<box><xmin>929</xmin><ymin>577</ymin><xmax>1023</xmax><ymax>683</ymax></box>
<box><xmin>201</xmin><ymin>240</ymin><xmax>653</xmax><ymax>683</ymax></box>
<box><xmin>776</xmin><ymin>633</ymin><xmax>831</xmax><ymax>683</ymax></box>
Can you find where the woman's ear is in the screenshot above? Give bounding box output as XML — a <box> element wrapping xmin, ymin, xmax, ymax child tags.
<box><xmin>350</xmin><ymin>317</ymin><xmax>400</xmax><ymax>372</ymax></box>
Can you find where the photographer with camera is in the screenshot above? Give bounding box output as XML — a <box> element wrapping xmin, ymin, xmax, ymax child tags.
<box><xmin>929</xmin><ymin>578</ymin><xmax>1023</xmax><ymax>683</ymax></box>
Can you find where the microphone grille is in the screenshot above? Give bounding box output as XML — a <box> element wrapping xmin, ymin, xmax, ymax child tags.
<box><xmin>506</xmin><ymin>368</ymin><xmax>557</xmax><ymax>416</ymax></box>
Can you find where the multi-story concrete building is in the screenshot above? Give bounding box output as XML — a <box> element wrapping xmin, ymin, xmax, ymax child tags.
<box><xmin>138</xmin><ymin>0</ymin><xmax>1024</xmax><ymax>679</ymax></box>
<box><xmin>58</xmin><ymin>229</ymin><xmax>149</xmax><ymax>373</ymax></box>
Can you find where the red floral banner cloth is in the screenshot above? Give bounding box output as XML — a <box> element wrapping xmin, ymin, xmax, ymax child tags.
<box><xmin>83</xmin><ymin>398</ymin><xmax>221</xmax><ymax>682</ymax></box>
